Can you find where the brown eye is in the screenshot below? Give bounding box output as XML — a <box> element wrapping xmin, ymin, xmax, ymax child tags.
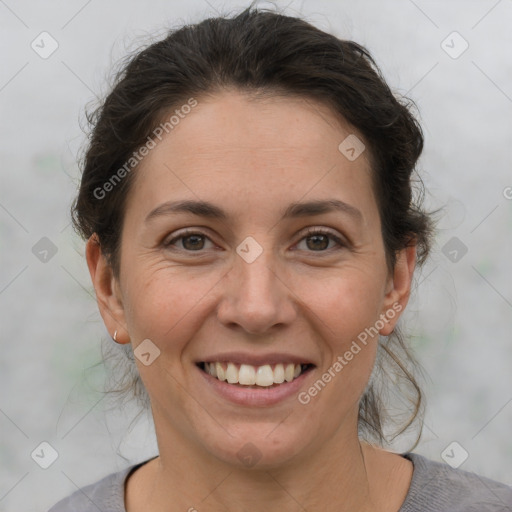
<box><xmin>181</xmin><ymin>234</ymin><xmax>206</xmax><ymax>250</ymax></box>
<box><xmin>164</xmin><ymin>230</ymin><xmax>214</xmax><ymax>252</ymax></box>
<box><xmin>295</xmin><ymin>229</ymin><xmax>345</xmax><ymax>252</ymax></box>
<box><xmin>305</xmin><ymin>233</ymin><xmax>330</xmax><ymax>251</ymax></box>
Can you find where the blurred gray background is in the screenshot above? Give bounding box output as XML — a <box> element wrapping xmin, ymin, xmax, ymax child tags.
<box><xmin>1</xmin><ymin>0</ymin><xmax>511</xmax><ymax>510</ymax></box>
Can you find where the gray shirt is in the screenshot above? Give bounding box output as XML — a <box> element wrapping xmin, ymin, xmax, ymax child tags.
<box><xmin>48</xmin><ymin>452</ymin><xmax>512</xmax><ymax>511</ymax></box>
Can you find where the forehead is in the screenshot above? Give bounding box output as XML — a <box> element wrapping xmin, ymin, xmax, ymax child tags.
<box><xmin>129</xmin><ymin>90</ymin><xmax>376</xmax><ymax>223</ymax></box>
<box><xmin>152</xmin><ymin>90</ymin><xmax>368</xmax><ymax>165</ymax></box>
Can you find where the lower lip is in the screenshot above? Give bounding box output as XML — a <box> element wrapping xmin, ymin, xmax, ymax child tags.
<box><xmin>196</xmin><ymin>364</ymin><xmax>315</xmax><ymax>407</ymax></box>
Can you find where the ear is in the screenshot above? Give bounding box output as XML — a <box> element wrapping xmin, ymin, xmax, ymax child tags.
<box><xmin>85</xmin><ymin>234</ymin><xmax>130</xmax><ymax>344</ymax></box>
<box><xmin>379</xmin><ymin>244</ymin><xmax>416</xmax><ymax>336</ymax></box>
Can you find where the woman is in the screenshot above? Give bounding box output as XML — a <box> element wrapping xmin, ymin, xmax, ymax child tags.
<box><xmin>48</xmin><ymin>5</ymin><xmax>512</xmax><ymax>512</ymax></box>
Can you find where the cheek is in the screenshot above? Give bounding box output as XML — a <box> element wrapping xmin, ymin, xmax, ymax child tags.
<box><xmin>122</xmin><ymin>264</ymin><xmax>223</xmax><ymax>345</ymax></box>
<box><xmin>121</xmin><ymin>267</ymin><xmax>224</xmax><ymax>420</ymax></box>
<box><xmin>304</xmin><ymin>266</ymin><xmax>384</xmax><ymax>342</ymax></box>
<box><xmin>297</xmin><ymin>267</ymin><xmax>384</xmax><ymax>396</ymax></box>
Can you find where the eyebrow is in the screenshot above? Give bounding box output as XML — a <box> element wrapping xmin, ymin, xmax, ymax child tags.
<box><xmin>145</xmin><ymin>198</ymin><xmax>363</xmax><ymax>224</ymax></box>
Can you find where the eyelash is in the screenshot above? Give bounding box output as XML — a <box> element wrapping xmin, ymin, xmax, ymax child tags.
<box><xmin>163</xmin><ymin>227</ymin><xmax>346</xmax><ymax>254</ymax></box>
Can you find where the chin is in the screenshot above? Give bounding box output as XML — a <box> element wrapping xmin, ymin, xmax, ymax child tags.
<box><xmin>201</xmin><ymin>421</ymin><xmax>313</xmax><ymax>470</ymax></box>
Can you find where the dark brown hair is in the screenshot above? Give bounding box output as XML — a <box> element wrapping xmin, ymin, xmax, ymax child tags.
<box><xmin>73</xmin><ymin>4</ymin><xmax>435</xmax><ymax>448</ymax></box>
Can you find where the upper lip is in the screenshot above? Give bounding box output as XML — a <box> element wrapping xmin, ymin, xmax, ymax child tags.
<box><xmin>196</xmin><ymin>352</ymin><xmax>316</xmax><ymax>367</ymax></box>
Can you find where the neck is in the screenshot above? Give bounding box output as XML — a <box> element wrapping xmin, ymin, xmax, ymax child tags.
<box><xmin>136</xmin><ymin>423</ymin><xmax>385</xmax><ymax>512</ymax></box>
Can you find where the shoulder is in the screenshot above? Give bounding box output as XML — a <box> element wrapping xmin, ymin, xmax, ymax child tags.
<box><xmin>399</xmin><ymin>452</ymin><xmax>512</xmax><ymax>512</ymax></box>
<box><xmin>47</xmin><ymin>459</ymin><xmax>152</xmax><ymax>512</ymax></box>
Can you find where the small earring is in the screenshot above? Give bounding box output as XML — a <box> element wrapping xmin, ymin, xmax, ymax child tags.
<box><xmin>113</xmin><ymin>330</ymin><xmax>118</xmax><ymax>343</ymax></box>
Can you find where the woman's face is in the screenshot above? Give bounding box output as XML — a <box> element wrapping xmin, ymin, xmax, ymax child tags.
<box><xmin>90</xmin><ymin>90</ymin><xmax>414</xmax><ymax>469</ymax></box>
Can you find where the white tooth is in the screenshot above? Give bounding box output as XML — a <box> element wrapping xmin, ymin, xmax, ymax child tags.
<box><xmin>215</xmin><ymin>362</ymin><xmax>226</xmax><ymax>381</ymax></box>
<box><xmin>215</xmin><ymin>361</ymin><xmax>302</xmax><ymax>386</ymax></box>
<box><xmin>284</xmin><ymin>363</ymin><xmax>295</xmax><ymax>382</ymax></box>
<box><xmin>255</xmin><ymin>365</ymin><xmax>274</xmax><ymax>386</ymax></box>
<box><xmin>226</xmin><ymin>362</ymin><xmax>238</xmax><ymax>384</ymax></box>
<box><xmin>273</xmin><ymin>363</ymin><xmax>285</xmax><ymax>383</ymax></box>
<box><xmin>208</xmin><ymin>362</ymin><xmax>217</xmax><ymax>377</ymax></box>
<box><xmin>239</xmin><ymin>364</ymin><xmax>256</xmax><ymax>385</ymax></box>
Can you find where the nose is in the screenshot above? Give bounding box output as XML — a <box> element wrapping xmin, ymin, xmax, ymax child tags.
<box><xmin>216</xmin><ymin>247</ymin><xmax>297</xmax><ymax>336</ymax></box>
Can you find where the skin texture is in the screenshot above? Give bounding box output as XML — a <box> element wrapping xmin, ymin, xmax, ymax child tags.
<box><xmin>86</xmin><ymin>90</ymin><xmax>416</xmax><ymax>511</ymax></box>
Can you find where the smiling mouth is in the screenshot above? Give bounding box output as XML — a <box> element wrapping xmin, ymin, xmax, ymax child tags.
<box><xmin>197</xmin><ymin>362</ymin><xmax>314</xmax><ymax>388</ymax></box>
